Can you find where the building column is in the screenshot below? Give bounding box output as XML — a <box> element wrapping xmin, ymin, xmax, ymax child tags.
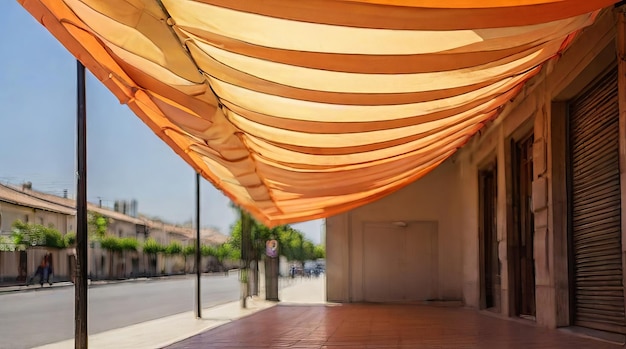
<box><xmin>531</xmin><ymin>84</ymin><xmax>557</xmax><ymax>328</ymax></box>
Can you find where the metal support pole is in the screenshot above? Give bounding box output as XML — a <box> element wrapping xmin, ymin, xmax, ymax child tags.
<box><xmin>75</xmin><ymin>61</ymin><xmax>88</xmax><ymax>349</ymax></box>
<box><xmin>240</xmin><ymin>211</ymin><xmax>251</xmax><ymax>308</ymax></box>
<box><xmin>195</xmin><ymin>173</ymin><xmax>202</xmax><ymax>318</ymax></box>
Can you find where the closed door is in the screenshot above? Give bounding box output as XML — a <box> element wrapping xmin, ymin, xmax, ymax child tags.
<box><xmin>480</xmin><ymin>165</ymin><xmax>500</xmax><ymax>310</ymax></box>
<box><xmin>512</xmin><ymin>134</ymin><xmax>536</xmax><ymax>318</ymax></box>
<box><xmin>363</xmin><ymin>222</ymin><xmax>436</xmax><ymax>302</ymax></box>
<box><xmin>569</xmin><ymin>66</ymin><xmax>625</xmax><ymax>334</ymax></box>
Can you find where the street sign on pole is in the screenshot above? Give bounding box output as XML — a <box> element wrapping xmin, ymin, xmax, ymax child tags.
<box><xmin>265</xmin><ymin>238</ymin><xmax>279</xmax><ymax>301</ymax></box>
<box><xmin>266</xmin><ymin>240</ymin><xmax>278</xmax><ymax>258</ymax></box>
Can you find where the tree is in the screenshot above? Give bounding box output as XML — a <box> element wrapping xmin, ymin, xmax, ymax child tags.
<box><xmin>162</xmin><ymin>241</ymin><xmax>183</xmax><ymax>275</ymax></box>
<box><xmin>313</xmin><ymin>244</ymin><xmax>325</xmax><ymax>259</ymax></box>
<box><xmin>216</xmin><ymin>242</ymin><xmax>239</xmax><ymax>267</ymax></box>
<box><xmin>227</xmin><ymin>209</ymin><xmax>319</xmax><ymax>263</ymax></box>
<box><xmin>119</xmin><ymin>237</ymin><xmax>139</xmax><ymax>252</ymax></box>
<box><xmin>120</xmin><ymin>237</ymin><xmax>139</xmax><ymax>277</ymax></box>
<box><xmin>142</xmin><ymin>238</ymin><xmax>163</xmax><ymax>276</ymax></box>
<box><xmin>194</xmin><ymin>244</ymin><xmax>214</xmax><ymax>273</ymax></box>
<box><xmin>11</xmin><ymin>220</ymin><xmax>44</xmax><ymax>249</ymax></box>
<box><xmin>229</xmin><ymin>211</ymin><xmax>282</xmax><ymax>260</ymax></box>
<box><xmin>302</xmin><ymin>241</ymin><xmax>316</xmax><ymax>261</ymax></box>
<box><xmin>0</xmin><ymin>235</ymin><xmax>14</xmax><ymax>251</ymax></box>
<box><xmin>228</xmin><ymin>205</ymin><xmax>318</xmax><ymax>302</ymax></box>
<box><xmin>100</xmin><ymin>236</ymin><xmax>122</xmax><ymax>279</ymax></box>
<box><xmin>165</xmin><ymin>241</ymin><xmax>183</xmax><ymax>255</ymax></box>
<box><xmin>64</xmin><ymin>232</ymin><xmax>77</xmax><ymax>247</ymax></box>
<box><xmin>182</xmin><ymin>245</ymin><xmax>195</xmax><ymax>273</ymax></box>
<box><xmin>99</xmin><ymin>236</ymin><xmax>138</xmax><ymax>278</ymax></box>
<box><xmin>10</xmin><ymin>220</ymin><xmax>67</xmax><ymax>249</ymax></box>
<box><xmin>87</xmin><ymin>212</ymin><xmax>108</xmax><ymax>241</ymax></box>
<box><xmin>201</xmin><ymin>244</ymin><xmax>216</xmax><ymax>257</ymax></box>
<box><xmin>182</xmin><ymin>245</ymin><xmax>195</xmax><ymax>257</ymax></box>
<box><xmin>100</xmin><ymin>236</ymin><xmax>121</xmax><ymax>252</ymax></box>
<box><xmin>9</xmin><ymin>230</ymin><xmax>25</xmax><ymax>251</ymax></box>
<box><xmin>42</xmin><ymin>226</ymin><xmax>65</xmax><ymax>249</ymax></box>
<box><xmin>142</xmin><ymin>238</ymin><xmax>163</xmax><ymax>254</ymax></box>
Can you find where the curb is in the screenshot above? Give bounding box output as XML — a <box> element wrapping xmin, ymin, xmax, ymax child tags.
<box><xmin>0</xmin><ymin>281</ymin><xmax>74</xmax><ymax>294</ymax></box>
<box><xmin>0</xmin><ymin>272</ymin><xmax>237</xmax><ymax>294</ymax></box>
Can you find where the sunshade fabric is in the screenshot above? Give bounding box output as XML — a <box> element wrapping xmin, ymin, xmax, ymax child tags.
<box><xmin>19</xmin><ymin>0</ymin><xmax>615</xmax><ymax>226</ymax></box>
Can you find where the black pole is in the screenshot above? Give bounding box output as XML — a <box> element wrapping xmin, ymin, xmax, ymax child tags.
<box><xmin>75</xmin><ymin>61</ymin><xmax>88</xmax><ymax>349</ymax></box>
<box><xmin>195</xmin><ymin>173</ymin><xmax>201</xmax><ymax>318</ymax></box>
<box><xmin>240</xmin><ymin>211</ymin><xmax>251</xmax><ymax>308</ymax></box>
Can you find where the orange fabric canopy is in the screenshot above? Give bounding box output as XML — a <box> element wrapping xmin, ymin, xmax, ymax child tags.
<box><xmin>18</xmin><ymin>0</ymin><xmax>616</xmax><ymax>226</ymax></box>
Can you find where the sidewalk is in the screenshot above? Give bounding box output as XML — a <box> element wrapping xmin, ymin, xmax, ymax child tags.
<box><xmin>166</xmin><ymin>289</ymin><xmax>621</xmax><ymax>349</ymax></box>
<box><xmin>34</xmin><ymin>276</ymin><xmax>326</xmax><ymax>349</ymax></box>
<box><xmin>0</xmin><ymin>281</ymin><xmax>74</xmax><ymax>293</ymax></box>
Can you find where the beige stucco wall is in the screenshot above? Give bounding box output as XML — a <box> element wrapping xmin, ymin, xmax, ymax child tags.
<box><xmin>34</xmin><ymin>210</ymin><xmax>72</xmax><ymax>234</ymax></box>
<box><xmin>0</xmin><ymin>201</ymin><xmax>75</xmax><ymax>237</ymax></box>
<box><xmin>108</xmin><ymin>219</ymin><xmax>137</xmax><ymax>239</ymax></box>
<box><xmin>327</xmin><ymin>159</ymin><xmax>464</xmax><ymax>302</ymax></box>
<box><xmin>0</xmin><ymin>203</ymin><xmax>35</xmax><ymax>234</ymax></box>
<box><xmin>148</xmin><ymin>227</ymin><xmax>169</xmax><ymax>245</ymax></box>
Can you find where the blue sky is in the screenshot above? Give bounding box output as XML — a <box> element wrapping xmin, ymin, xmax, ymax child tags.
<box><xmin>0</xmin><ymin>2</ymin><xmax>324</xmax><ymax>244</ymax></box>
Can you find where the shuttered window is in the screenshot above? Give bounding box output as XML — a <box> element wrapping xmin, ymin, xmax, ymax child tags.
<box><xmin>569</xmin><ymin>66</ymin><xmax>625</xmax><ymax>334</ymax></box>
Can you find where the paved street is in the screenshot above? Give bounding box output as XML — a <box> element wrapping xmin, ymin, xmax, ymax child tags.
<box><xmin>0</xmin><ymin>274</ymin><xmax>240</xmax><ymax>349</ymax></box>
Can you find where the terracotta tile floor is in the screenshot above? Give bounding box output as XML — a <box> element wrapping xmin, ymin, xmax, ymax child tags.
<box><xmin>166</xmin><ymin>304</ymin><xmax>622</xmax><ymax>349</ymax></box>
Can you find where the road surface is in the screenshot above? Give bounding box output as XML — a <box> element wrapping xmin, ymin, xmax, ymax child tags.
<box><xmin>0</xmin><ymin>274</ymin><xmax>240</xmax><ymax>349</ymax></box>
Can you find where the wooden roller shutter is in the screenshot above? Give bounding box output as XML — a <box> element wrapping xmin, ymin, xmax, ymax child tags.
<box><xmin>569</xmin><ymin>66</ymin><xmax>625</xmax><ymax>334</ymax></box>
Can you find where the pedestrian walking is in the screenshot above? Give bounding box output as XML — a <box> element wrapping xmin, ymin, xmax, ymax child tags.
<box><xmin>27</xmin><ymin>255</ymin><xmax>46</xmax><ymax>287</ymax></box>
<box><xmin>290</xmin><ymin>265</ymin><xmax>296</xmax><ymax>279</ymax></box>
<box><xmin>44</xmin><ymin>253</ymin><xmax>53</xmax><ymax>286</ymax></box>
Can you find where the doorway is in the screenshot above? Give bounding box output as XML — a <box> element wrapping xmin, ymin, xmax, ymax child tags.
<box><xmin>479</xmin><ymin>164</ymin><xmax>500</xmax><ymax>310</ymax></box>
<box><xmin>362</xmin><ymin>221</ymin><xmax>437</xmax><ymax>302</ymax></box>
<box><xmin>18</xmin><ymin>251</ymin><xmax>27</xmax><ymax>282</ymax></box>
<box><xmin>567</xmin><ymin>66</ymin><xmax>625</xmax><ymax>334</ymax></box>
<box><xmin>511</xmin><ymin>134</ymin><xmax>536</xmax><ymax>318</ymax></box>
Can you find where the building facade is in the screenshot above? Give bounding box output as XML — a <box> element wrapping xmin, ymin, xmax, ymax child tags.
<box><xmin>0</xmin><ymin>183</ymin><xmax>77</xmax><ymax>283</ymax></box>
<box><xmin>327</xmin><ymin>6</ymin><xmax>626</xmax><ymax>339</ymax></box>
<box><xmin>0</xmin><ymin>184</ymin><xmax>76</xmax><ymax>237</ymax></box>
<box><xmin>0</xmin><ymin>183</ymin><xmax>228</xmax><ymax>282</ymax></box>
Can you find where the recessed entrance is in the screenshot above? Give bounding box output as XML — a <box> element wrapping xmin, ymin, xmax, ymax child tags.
<box><xmin>479</xmin><ymin>163</ymin><xmax>500</xmax><ymax>311</ymax></box>
<box><xmin>362</xmin><ymin>221</ymin><xmax>437</xmax><ymax>302</ymax></box>
<box><xmin>511</xmin><ymin>133</ymin><xmax>536</xmax><ymax>318</ymax></box>
<box><xmin>567</xmin><ymin>66</ymin><xmax>625</xmax><ymax>334</ymax></box>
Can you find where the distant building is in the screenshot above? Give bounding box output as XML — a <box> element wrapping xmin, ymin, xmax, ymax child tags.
<box><xmin>0</xmin><ymin>182</ymin><xmax>229</xmax><ymax>280</ymax></box>
<box><xmin>0</xmin><ymin>182</ymin><xmax>228</xmax><ymax>244</ymax></box>
<box><xmin>0</xmin><ymin>183</ymin><xmax>76</xmax><ymax>237</ymax></box>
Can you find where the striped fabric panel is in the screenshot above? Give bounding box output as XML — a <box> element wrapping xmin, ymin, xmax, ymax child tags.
<box><xmin>18</xmin><ymin>0</ymin><xmax>616</xmax><ymax>225</ymax></box>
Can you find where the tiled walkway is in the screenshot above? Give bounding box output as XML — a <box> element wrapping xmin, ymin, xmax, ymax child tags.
<box><xmin>167</xmin><ymin>304</ymin><xmax>622</xmax><ymax>349</ymax></box>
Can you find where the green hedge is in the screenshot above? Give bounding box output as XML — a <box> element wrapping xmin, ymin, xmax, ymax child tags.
<box><xmin>10</xmin><ymin>220</ymin><xmax>69</xmax><ymax>249</ymax></box>
<box><xmin>143</xmin><ymin>238</ymin><xmax>164</xmax><ymax>254</ymax></box>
